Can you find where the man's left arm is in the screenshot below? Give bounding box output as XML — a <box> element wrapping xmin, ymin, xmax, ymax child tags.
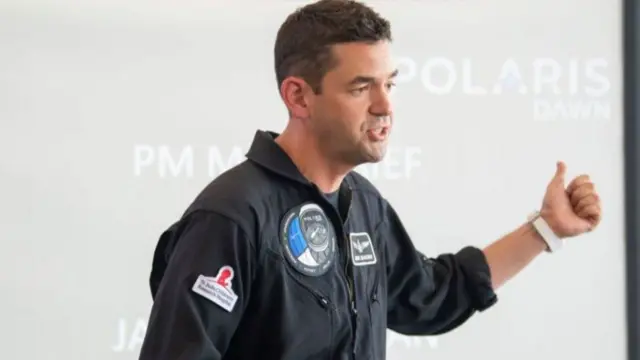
<box><xmin>484</xmin><ymin>162</ymin><xmax>602</xmax><ymax>290</ymax></box>
<box><xmin>384</xmin><ymin>161</ymin><xmax>602</xmax><ymax>335</ymax></box>
<box><xmin>382</xmin><ymin>201</ymin><xmax>497</xmax><ymax>336</ymax></box>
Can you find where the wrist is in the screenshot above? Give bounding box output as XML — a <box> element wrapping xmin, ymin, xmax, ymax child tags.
<box><xmin>528</xmin><ymin>210</ymin><xmax>564</xmax><ymax>253</ymax></box>
<box><xmin>539</xmin><ymin>209</ymin><xmax>558</xmax><ymax>233</ymax></box>
<box><xmin>527</xmin><ymin>222</ymin><xmax>550</xmax><ymax>251</ymax></box>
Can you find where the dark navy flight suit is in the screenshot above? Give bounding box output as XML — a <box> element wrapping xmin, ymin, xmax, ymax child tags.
<box><xmin>138</xmin><ymin>130</ymin><xmax>498</xmax><ymax>360</ymax></box>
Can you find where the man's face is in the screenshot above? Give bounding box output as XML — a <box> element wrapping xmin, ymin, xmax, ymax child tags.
<box><xmin>307</xmin><ymin>41</ymin><xmax>397</xmax><ymax>167</ymax></box>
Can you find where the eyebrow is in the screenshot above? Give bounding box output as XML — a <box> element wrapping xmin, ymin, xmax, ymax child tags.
<box><xmin>348</xmin><ymin>69</ymin><xmax>399</xmax><ymax>86</ymax></box>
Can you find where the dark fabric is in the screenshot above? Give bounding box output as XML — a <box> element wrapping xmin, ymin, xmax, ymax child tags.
<box><xmin>140</xmin><ymin>129</ymin><xmax>498</xmax><ymax>360</ymax></box>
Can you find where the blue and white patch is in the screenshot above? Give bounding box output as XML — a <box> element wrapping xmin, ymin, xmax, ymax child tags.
<box><xmin>280</xmin><ymin>203</ymin><xmax>337</xmax><ymax>277</ymax></box>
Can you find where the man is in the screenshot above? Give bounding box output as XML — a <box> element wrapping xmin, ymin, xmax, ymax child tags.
<box><xmin>138</xmin><ymin>0</ymin><xmax>602</xmax><ymax>359</ymax></box>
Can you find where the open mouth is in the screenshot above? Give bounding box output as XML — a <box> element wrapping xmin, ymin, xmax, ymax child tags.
<box><xmin>366</xmin><ymin>126</ymin><xmax>390</xmax><ymax>141</ymax></box>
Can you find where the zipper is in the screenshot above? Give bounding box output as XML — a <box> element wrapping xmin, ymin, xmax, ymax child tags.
<box><xmin>311</xmin><ymin>183</ymin><xmax>357</xmax><ymax>355</ymax></box>
<box><xmin>344</xmin><ymin>233</ymin><xmax>359</xmax><ymax>360</ymax></box>
<box><xmin>344</xmin><ymin>234</ymin><xmax>356</xmax><ymax>312</ymax></box>
<box><xmin>313</xmin><ymin>290</ymin><xmax>333</xmax><ymax>310</ymax></box>
<box><xmin>371</xmin><ymin>274</ymin><xmax>379</xmax><ymax>304</ymax></box>
<box><xmin>341</xmin><ymin>198</ymin><xmax>358</xmax><ymax>359</ymax></box>
<box><xmin>340</xmin><ymin>190</ymin><xmax>356</xmax><ymax>314</ymax></box>
<box><xmin>368</xmin><ymin>275</ymin><xmax>380</xmax><ymax>357</ymax></box>
<box><xmin>311</xmin><ymin>182</ymin><xmax>355</xmax><ymax>313</ymax></box>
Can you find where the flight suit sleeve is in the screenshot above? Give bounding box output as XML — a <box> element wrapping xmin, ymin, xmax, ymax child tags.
<box><xmin>380</xmin><ymin>201</ymin><xmax>498</xmax><ymax>335</ymax></box>
<box><xmin>138</xmin><ymin>210</ymin><xmax>256</xmax><ymax>360</ymax></box>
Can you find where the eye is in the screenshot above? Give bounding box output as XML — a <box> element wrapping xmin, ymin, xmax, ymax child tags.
<box><xmin>350</xmin><ymin>86</ymin><xmax>369</xmax><ymax>96</ymax></box>
<box><xmin>385</xmin><ymin>82</ymin><xmax>396</xmax><ymax>91</ymax></box>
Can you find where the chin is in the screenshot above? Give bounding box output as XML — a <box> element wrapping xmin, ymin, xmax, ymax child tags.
<box><xmin>343</xmin><ymin>143</ymin><xmax>388</xmax><ymax>167</ymax></box>
<box><xmin>365</xmin><ymin>154</ymin><xmax>385</xmax><ymax>164</ymax></box>
<box><xmin>360</xmin><ymin>147</ymin><xmax>387</xmax><ymax>164</ymax></box>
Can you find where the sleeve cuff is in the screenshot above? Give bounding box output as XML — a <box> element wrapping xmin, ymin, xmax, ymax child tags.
<box><xmin>456</xmin><ymin>246</ymin><xmax>498</xmax><ymax>312</ymax></box>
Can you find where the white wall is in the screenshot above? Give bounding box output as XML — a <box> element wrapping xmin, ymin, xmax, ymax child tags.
<box><xmin>0</xmin><ymin>1</ymin><xmax>625</xmax><ymax>359</ymax></box>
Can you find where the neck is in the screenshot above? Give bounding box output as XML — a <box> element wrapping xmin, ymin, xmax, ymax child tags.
<box><xmin>275</xmin><ymin>126</ymin><xmax>350</xmax><ymax>193</ymax></box>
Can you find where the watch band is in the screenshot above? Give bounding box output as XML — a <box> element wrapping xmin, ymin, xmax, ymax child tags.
<box><xmin>528</xmin><ymin>211</ymin><xmax>563</xmax><ymax>253</ymax></box>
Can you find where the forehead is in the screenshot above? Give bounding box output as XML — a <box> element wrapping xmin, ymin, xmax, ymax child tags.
<box><xmin>325</xmin><ymin>41</ymin><xmax>395</xmax><ymax>81</ymax></box>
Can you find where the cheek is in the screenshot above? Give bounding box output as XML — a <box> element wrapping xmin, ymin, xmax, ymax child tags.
<box><xmin>335</xmin><ymin>97</ymin><xmax>370</xmax><ymax>131</ymax></box>
<box><xmin>314</xmin><ymin>94</ymin><xmax>370</xmax><ymax>137</ymax></box>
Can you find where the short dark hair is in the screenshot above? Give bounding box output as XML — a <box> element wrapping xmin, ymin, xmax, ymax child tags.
<box><xmin>274</xmin><ymin>0</ymin><xmax>392</xmax><ymax>94</ymax></box>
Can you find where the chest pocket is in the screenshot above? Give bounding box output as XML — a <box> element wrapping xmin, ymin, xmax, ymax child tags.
<box><xmin>261</xmin><ymin>248</ymin><xmax>336</xmax><ymax>360</ymax></box>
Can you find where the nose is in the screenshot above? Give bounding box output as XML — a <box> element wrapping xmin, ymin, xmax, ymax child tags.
<box><xmin>369</xmin><ymin>86</ymin><xmax>393</xmax><ymax>117</ymax></box>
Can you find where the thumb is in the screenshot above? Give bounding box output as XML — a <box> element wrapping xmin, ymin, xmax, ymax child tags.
<box><xmin>553</xmin><ymin>161</ymin><xmax>567</xmax><ymax>184</ymax></box>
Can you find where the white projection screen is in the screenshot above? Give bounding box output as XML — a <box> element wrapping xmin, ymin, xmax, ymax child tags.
<box><xmin>0</xmin><ymin>0</ymin><xmax>626</xmax><ymax>359</ymax></box>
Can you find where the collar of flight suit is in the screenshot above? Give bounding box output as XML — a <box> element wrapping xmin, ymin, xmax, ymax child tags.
<box><xmin>245</xmin><ymin>129</ymin><xmax>354</xmax><ymax>220</ymax></box>
<box><xmin>245</xmin><ymin>130</ymin><xmax>314</xmax><ymax>186</ymax></box>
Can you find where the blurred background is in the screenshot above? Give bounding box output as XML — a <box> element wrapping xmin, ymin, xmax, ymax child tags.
<box><xmin>1</xmin><ymin>0</ymin><xmax>637</xmax><ymax>359</ymax></box>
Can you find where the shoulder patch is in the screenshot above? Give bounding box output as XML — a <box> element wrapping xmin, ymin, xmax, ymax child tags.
<box><xmin>280</xmin><ymin>202</ymin><xmax>337</xmax><ymax>277</ymax></box>
<box><xmin>192</xmin><ymin>266</ymin><xmax>239</xmax><ymax>312</ymax></box>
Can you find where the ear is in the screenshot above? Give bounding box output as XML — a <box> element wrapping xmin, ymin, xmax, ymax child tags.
<box><xmin>280</xmin><ymin>76</ymin><xmax>312</xmax><ymax>119</ymax></box>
